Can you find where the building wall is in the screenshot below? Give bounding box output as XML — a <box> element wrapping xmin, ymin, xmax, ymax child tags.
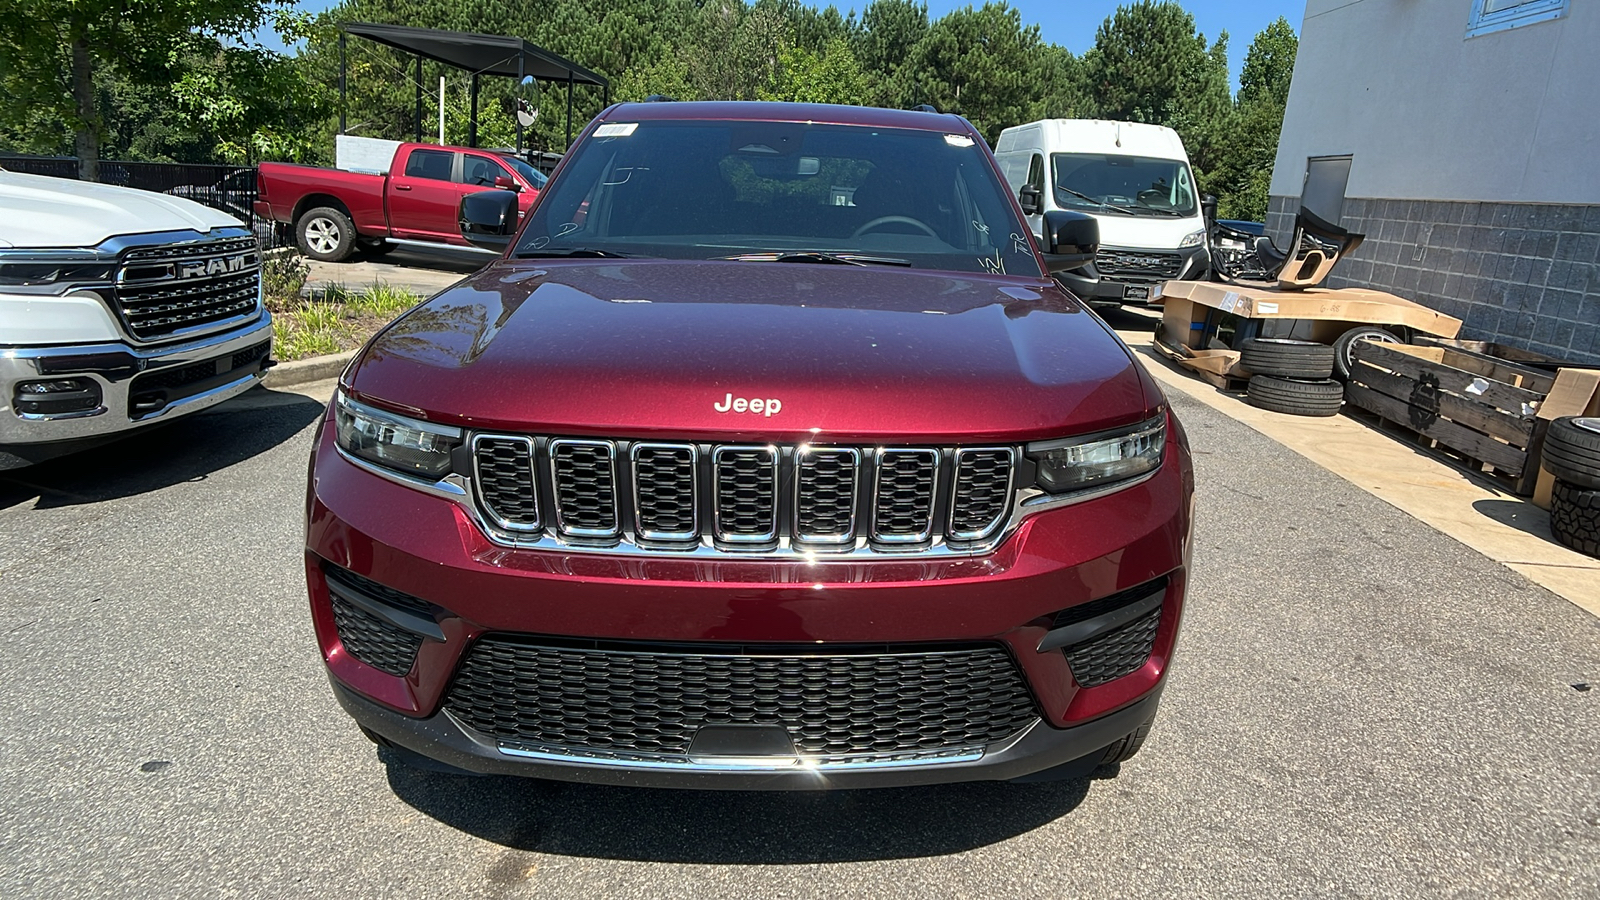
<box><xmin>1266</xmin><ymin>0</ymin><xmax>1599</xmax><ymax>364</ymax></box>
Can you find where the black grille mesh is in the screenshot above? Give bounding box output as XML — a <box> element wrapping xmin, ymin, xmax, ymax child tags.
<box><xmin>115</xmin><ymin>239</ymin><xmax>260</xmax><ymax>341</ymax></box>
<box><xmin>329</xmin><ymin>595</ymin><xmax>422</xmax><ymax>677</ymax></box>
<box><xmin>231</xmin><ymin>342</ymin><xmax>271</xmax><ymax>371</ymax></box>
<box><xmin>874</xmin><ymin>450</ymin><xmax>938</xmax><ymax>538</ymax></box>
<box><xmin>795</xmin><ymin>449</ymin><xmax>857</xmax><ymax>540</ymax></box>
<box><xmin>949</xmin><ymin>449</ymin><xmax>1012</xmax><ymax>538</ymax></box>
<box><xmin>634</xmin><ymin>445</ymin><xmax>696</xmax><ymax>538</ymax></box>
<box><xmin>552</xmin><ymin>442</ymin><xmax>618</xmax><ymax>533</ymax></box>
<box><xmin>1095</xmin><ymin>249</ymin><xmax>1184</xmax><ymax>279</ymax></box>
<box><xmin>475</xmin><ymin>438</ymin><xmax>540</xmax><ymax>529</ymax></box>
<box><xmin>1064</xmin><ymin>609</ymin><xmax>1161</xmax><ymax>687</ymax></box>
<box><xmin>444</xmin><ymin>639</ymin><xmax>1039</xmax><ymax>756</ymax></box>
<box><xmin>715</xmin><ymin>448</ymin><xmax>777</xmax><ymax>538</ymax></box>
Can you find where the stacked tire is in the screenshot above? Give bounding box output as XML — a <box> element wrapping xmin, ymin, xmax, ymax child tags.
<box><xmin>1543</xmin><ymin>417</ymin><xmax>1600</xmax><ymax>558</ymax></box>
<box><xmin>1239</xmin><ymin>339</ymin><xmax>1343</xmax><ymax>417</ymax></box>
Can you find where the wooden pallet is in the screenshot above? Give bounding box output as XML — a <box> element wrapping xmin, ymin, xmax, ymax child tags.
<box><xmin>1344</xmin><ymin>341</ymin><xmax>1552</xmax><ymax>494</ymax></box>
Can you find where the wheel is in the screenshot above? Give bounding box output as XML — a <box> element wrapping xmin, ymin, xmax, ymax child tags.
<box><xmin>1246</xmin><ymin>375</ymin><xmax>1344</xmax><ymax>416</ymax></box>
<box><xmin>1332</xmin><ymin>326</ymin><xmax>1402</xmax><ymax>380</ymax></box>
<box><xmin>1541</xmin><ymin>417</ymin><xmax>1600</xmax><ymax>490</ymax></box>
<box><xmin>357</xmin><ymin>238</ymin><xmax>396</xmax><ymax>258</ymax></box>
<box><xmin>1239</xmin><ymin>338</ymin><xmax>1336</xmax><ymax>379</ymax></box>
<box><xmin>1100</xmin><ymin>721</ymin><xmax>1152</xmax><ymax>765</ymax></box>
<box><xmin>851</xmin><ymin>215</ymin><xmax>939</xmax><ymax>239</ymax></box>
<box><xmin>296</xmin><ymin>206</ymin><xmax>356</xmax><ymax>262</ymax></box>
<box><xmin>1549</xmin><ymin>479</ymin><xmax>1600</xmax><ymax>558</ymax></box>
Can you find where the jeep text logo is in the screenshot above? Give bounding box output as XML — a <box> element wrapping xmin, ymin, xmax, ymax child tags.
<box><xmin>178</xmin><ymin>253</ymin><xmax>254</xmax><ymax>280</ymax></box>
<box><xmin>713</xmin><ymin>393</ymin><xmax>782</xmax><ymax>416</ymax></box>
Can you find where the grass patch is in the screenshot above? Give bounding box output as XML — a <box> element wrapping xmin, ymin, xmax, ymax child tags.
<box><xmin>264</xmin><ymin>252</ymin><xmax>425</xmax><ymax>362</ymax></box>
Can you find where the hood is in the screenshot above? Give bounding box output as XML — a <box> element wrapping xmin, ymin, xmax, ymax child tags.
<box><xmin>1084</xmin><ymin>212</ymin><xmax>1205</xmax><ymax>251</ymax></box>
<box><xmin>0</xmin><ymin>172</ymin><xmax>242</xmax><ymax>248</ymax></box>
<box><xmin>345</xmin><ymin>260</ymin><xmax>1157</xmax><ymax>443</ymax></box>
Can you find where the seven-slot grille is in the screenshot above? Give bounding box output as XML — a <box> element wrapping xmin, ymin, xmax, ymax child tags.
<box><xmin>1095</xmin><ymin>249</ymin><xmax>1185</xmax><ymax>280</ymax></box>
<box><xmin>469</xmin><ymin>437</ymin><xmax>1017</xmax><ymax>552</ymax></box>
<box><xmin>114</xmin><ymin>237</ymin><xmax>261</xmax><ymax>341</ymax></box>
<box><xmin>443</xmin><ymin>638</ymin><xmax>1039</xmax><ymax>758</ymax></box>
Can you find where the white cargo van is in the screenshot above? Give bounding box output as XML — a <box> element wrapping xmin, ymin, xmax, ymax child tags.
<box><xmin>995</xmin><ymin>119</ymin><xmax>1210</xmax><ymax>306</ymax></box>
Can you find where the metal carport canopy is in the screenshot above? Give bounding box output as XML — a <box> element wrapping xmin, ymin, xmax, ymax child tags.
<box><xmin>339</xmin><ymin>22</ymin><xmax>609</xmax><ymax>149</ymax></box>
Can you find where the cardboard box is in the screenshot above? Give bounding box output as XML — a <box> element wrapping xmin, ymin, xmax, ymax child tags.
<box><xmin>1532</xmin><ymin>368</ymin><xmax>1600</xmax><ymax>510</ymax></box>
<box><xmin>1160</xmin><ymin>280</ymin><xmax>1463</xmax><ymax>338</ymax></box>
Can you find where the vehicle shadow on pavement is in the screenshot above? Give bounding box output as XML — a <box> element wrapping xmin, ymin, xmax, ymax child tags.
<box><xmin>1472</xmin><ymin>498</ymin><xmax>1559</xmax><ymax>544</ymax></box>
<box><xmin>0</xmin><ymin>391</ymin><xmax>323</xmax><ymax>511</ymax></box>
<box><xmin>383</xmin><ymin>753</ymin><xmax>1110</xmax><ymax>861</ymax></box>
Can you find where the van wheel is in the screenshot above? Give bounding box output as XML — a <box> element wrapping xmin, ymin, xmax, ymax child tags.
<box><xmin>297</xmin><ymin>206</ymin><xmax>355</xmax><ymax>262</ymax></box>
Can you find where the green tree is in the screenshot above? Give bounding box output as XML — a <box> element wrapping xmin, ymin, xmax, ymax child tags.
<box><xmin>760</xmin><ymin>38</ymin><xmax>870</xmax><ymax>105</ymax></box>
<box><xmin>898</xmin><ymin>2</ymin><xmax>1043</xmax><ymax>142</ymax></box>
<box><xmin>851</xmin><ymin>0</ymin><xmax>930</xmax><ymax>107</ymax></box>
<box><xmin>0</xmin><ymin>0</ymin><xmax>290</xmax><ymax>177</ymax></box>
<box><xmin>1211</xmin><ymin>16</ymin><xmax>1297</xmax><ymax>220</ymax></box>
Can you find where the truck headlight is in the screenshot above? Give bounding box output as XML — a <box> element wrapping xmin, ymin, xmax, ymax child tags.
<box><xmin>0</xmin><ymin>250</ymin><xmax>115</xmax><ymax>291</ymax></box>
<box><xmin>1027</xmin><ymin>414</ymin><xmax>1165</xmax><ymax>493</ymax></box>
<box><xmin>1178</xmin><ymin>230</ymin><xmax>1206</xmax><ymax>248</ymax></box>
<box><xmin>334</xmin><ymin>390</ymin><xmax>462</xmax><ymax>478</ymax></box>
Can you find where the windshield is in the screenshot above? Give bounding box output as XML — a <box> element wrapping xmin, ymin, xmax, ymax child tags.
<box><xmin>1051</xmin><ymin>153</ymin><xmax>1197</xmax><ymax>217</ymax></box>
<box><xmin>501</xmin><ymin>155</ymin><xmax>548</xmax><ymax>189</ymax></box>
<box><xmin>514</xmin><ymin>120</ymin><xmax>1041</xmax><ymax>276</ymax></box>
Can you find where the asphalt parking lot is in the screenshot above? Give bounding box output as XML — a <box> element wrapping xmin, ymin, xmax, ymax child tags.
<box><xmin>2</xmin><ymin>350</ymin><xmax>1597</xmax><ymax>897</ymax></box>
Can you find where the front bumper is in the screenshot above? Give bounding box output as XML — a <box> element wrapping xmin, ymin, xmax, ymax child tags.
<box><xmin>306</xmin><ymin>411</ymin><xmax>1194</xmax><ymax>787</ymax></box>
<box><xmin>1059</xmin><ymin>244</ymin><xmax>1210</xmax><ymax>303</ymax></box>
<box><xmin>0</xmin><ymin>313</ymin><xmax>273</xmax><ymax>451</ymax></box>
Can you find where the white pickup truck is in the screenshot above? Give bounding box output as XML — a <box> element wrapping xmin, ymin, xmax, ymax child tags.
<box><xmin>0</xmin><ymin>172</ymin><xmax>274</xmax><ymax>468</ymax></box>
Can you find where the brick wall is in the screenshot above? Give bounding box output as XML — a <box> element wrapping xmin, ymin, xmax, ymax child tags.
<box><xmin>1264</xmin><ymin>195</ymin><xmax>1600</xmax><ymax>364</ymax></box>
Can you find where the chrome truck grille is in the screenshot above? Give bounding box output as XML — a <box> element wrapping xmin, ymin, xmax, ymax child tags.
<box><xmin>470</xmin><ymin>436</ymin><xmax>1017</xmax><ymax>554</ymax></box>
<box><xmin>114</xmin><ymin>237</ymin><xmax>261</xmax><ymax>341</ymax></box>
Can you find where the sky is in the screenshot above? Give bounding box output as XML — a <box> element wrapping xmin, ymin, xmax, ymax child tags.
<box><xmin>263</xmin><ymin>0</ymin><xmax>1305</xmax><ymax>87</ymax></box>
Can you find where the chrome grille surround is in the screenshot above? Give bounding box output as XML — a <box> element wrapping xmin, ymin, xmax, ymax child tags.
<box><xmin>472</xmin><ymin>435</ymin><xmax>541</xmax><ymax>532</ymax></box>
<box><xmin>114</xmin><ymin>235</ymin><xmax>262</xmax><ymax>342</ymax></box>
<box><xmin>549</xmin><ymin>439</ymin><xmax>620</xmax><ymax>538</ymax></box>
<box><xmin>631</xmin><ymin>442</ymin><xmax>699</xmax><ymax>542</ymax></box>
<box><xmin>948</xmin><ymin>447</ymin><xmax>1016</xmax><ymax>541</ymax></box>
<box><xmin>871</xmin><ymin>448</ymin><xmax>940</xmax><ymax>544</ymax></box>
<box><xmin>793</xmin><ymin>446</ymin><xmax>860</xmax><ymax>545</ymax></box>
<box><xmin>713</xmin><ymin>445</ymin><xmax>780</xmax><ymax>544</ymax></box>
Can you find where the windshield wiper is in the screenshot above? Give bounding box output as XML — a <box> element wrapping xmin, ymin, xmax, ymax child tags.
<box><xmin>1132</xmin><ymin>205</ymin><xmax>1185</xmax><ymax>217</ymax></box>
<box><xmin>513</xmin><ymin>247</ymin><xmax>635</xmax><ymax>259</ymax></box>
<box><xmin>1057</xmin><ymin>188</ymin><xmax>1139</xmax><ymax>216</ymax></box>
<box><xmin>718</xmin><ymin>251</ymin><xmax>911</xmax><ymax>267</ymax></box>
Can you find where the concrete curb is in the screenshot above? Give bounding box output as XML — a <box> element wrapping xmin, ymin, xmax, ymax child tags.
<box><xmin>263</xmin><ymin>246</ymin><xmax>298</xmax><ymax>262</ymax></box>
<box><xmin>263</xmin><ymin>350</ymin><xmax>355</xmax><ymax>389</ymax></box>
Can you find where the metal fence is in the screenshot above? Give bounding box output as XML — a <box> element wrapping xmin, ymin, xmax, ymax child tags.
<box><xmin>0</xmin><ymin>154</ymin><xmax>289</xmax><ymax>248</ymax></box>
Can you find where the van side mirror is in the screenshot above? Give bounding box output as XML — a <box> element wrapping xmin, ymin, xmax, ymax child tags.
<box><xmin>1018</xmin><ymin>184</ymin><xmax>1042</xmax><ymax>216</ymax></box>
<box><xmin>1039</xmin><ymin>209</ymin><xmax>1098</xmax><ymax>273</ymax></box>
<box><xmin>1201</xmin><ymin>193</ymin><xmax>1218</xmax><ymax>225</ymax></box>
<box><xmin>459</xmin><ymin>189</ymin><xmax>520</xmax><ymax>251</ymax></box>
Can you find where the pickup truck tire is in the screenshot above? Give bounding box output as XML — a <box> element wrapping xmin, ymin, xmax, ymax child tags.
<box><xmin>1540</xmin><ymin>417</ymin><xmax>1600</xmax><ymax>490</ymax></box>
<box><xmin>1549</xmin><ymin>480</ymin><xmax>1600</xmax><ymax>558</ymax></box>
<box><xmin>358</xmin><ymin>238</ymin><xmax>396</xmax><ymax>258</ymax></box>
<box><xmin>297</xmin><ymin>207</ymin><xmax>355</xmax><ymax>262</ymax></box>
<box><xmin>1246</xmin><ymin>375</ymin><xmax>1344</xmax><ymax>416</ymax></box>
<box><xmin>1239</xmin><ymin>338</ymin><xmax>1336</xmax><ymax>379</ymax></box>
<box><xmin>1332</xmin><ymin>327</ymin><xmax>1403</xmax><ymax>380</ymax></box>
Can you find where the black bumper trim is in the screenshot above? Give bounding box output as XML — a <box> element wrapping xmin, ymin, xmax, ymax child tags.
<box><xmin>330</xmin><ymin>675</ymin><xmax>1162</xmax><ymax>790</ymax></box>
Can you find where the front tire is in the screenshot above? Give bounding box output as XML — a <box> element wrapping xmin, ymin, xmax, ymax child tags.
<box><xmin>297</xmin><ymin>206</ymin><xmax>356</xmax><ymax>262</ymax></box>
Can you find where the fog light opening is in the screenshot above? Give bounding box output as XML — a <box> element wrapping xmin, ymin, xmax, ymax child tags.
<box><xmin>14</xmin><ymin>378</ymin><xmax>103</xmax><ymax>416</ymax></box>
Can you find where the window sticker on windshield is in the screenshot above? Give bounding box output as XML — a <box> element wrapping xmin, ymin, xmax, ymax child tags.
<box><xmin>944</xmin><ymin>134</ymin><xmax>975</xmax><ymax>147</ymax></box>
<box><xmin>595</xmin><ymin>123</ymin><xmax>639</xmax><ymax>138</ymax></box>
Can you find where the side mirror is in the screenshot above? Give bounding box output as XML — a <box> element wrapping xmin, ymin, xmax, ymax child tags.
<box><xmin>459</xmin><ymin>189</ymin><xmax>520</xmax><ymax>252</ymax></box>
<box><xmin>1201</xmin><ymin>194</ymin><xmax>1218</xmax><ymax>225</ymax></box>
<box><xmin>493</xmin><ymin>175</ymin><xmax>520</xmax><ymax>191</ymax></box>
<box><xmin>1018</xmin><ymin>184</ymin><xmax>1042</xmax><ymax>216</ymax></box>
<box><xmin>1039</xmin><ymin>209</ymin><xmax>1098</xmax><ymax>273</ymax></box>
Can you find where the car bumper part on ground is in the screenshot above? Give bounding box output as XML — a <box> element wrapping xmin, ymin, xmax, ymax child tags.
<box><xmin>0</xmin><ymin>313</ymin><xmax>274</xmax><ymax>453</ymax></box>
<box><xmin>304</xmin><ymin>410</ymin><xmax>1192</xmax><ymax>787</ymax></box>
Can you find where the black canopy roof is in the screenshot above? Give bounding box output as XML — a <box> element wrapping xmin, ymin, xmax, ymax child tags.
<box><xmin>342</xmin><ymin>22</ymin><xmax>607</xmax><ymax>87</ymax></box>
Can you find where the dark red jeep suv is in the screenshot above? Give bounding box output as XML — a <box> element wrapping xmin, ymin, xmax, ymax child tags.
<box><xmin>304</xmin><ymin>102</ymin><xmax>1193</xmax><ymax>789</ymax></box>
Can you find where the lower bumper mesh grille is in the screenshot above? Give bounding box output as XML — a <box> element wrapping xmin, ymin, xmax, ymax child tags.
<box><xmin>1064</xmin><ymin>609</ymin><xmax>1161</xmax><ymax>687</ymax></box>
<box><xmin>444</xmin><ymin>638</ymin><xmax>1039</xmax><ymax>757</ymax></box>
<box><xmin>329</xmin><ymin>595</ymin><xmax>422</xmax><ymax>677</ymax></box>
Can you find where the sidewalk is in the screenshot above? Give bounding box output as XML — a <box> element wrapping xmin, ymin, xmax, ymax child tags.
<box><xmin>1108</xmin><ymin>307</ymin><xmax>1600</xmax><ymax>618</ymax></box>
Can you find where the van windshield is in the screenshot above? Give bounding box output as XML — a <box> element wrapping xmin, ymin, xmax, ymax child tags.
<box><xmin>515</xmin><ymin>120</ymin><xmax>1042</xmax><ymax>276</ymax></box>
<box><xmin>1051</xmin><ymin>153</ymin><xmax>1196</xmax><ymax>217</ymax></box>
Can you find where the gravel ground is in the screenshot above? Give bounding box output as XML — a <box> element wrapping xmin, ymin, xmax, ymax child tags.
<box><xmin>1</xmin><ymin>382</ymin><xmax>1596</xmax><ymax>899</ymax></box>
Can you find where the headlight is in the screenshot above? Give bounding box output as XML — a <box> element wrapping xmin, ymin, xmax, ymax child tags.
<box><xmin>0</xmin><ymin>249</ymin><xmax>116</xmax><ymax>290</ymax></box>
<box><xmin>1027</xmin><ymin>414</ymin><xmax>1165</xmax><ymax>493</ymax></box>
<box><xmin>334</xmin><ymin>390</ymin><xmax>462</xmax><ymax>478</ymax></box>
<box><xmin>1178</xmin><ymin>230</ymin><xmax>1206</xmax><ymax>248</ymax></box>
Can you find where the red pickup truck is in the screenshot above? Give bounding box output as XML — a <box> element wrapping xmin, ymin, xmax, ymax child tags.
<box><xmin>255</xmin><ymin>142</ymin><xmax>545</xmax><ymax>262</ymax></box>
